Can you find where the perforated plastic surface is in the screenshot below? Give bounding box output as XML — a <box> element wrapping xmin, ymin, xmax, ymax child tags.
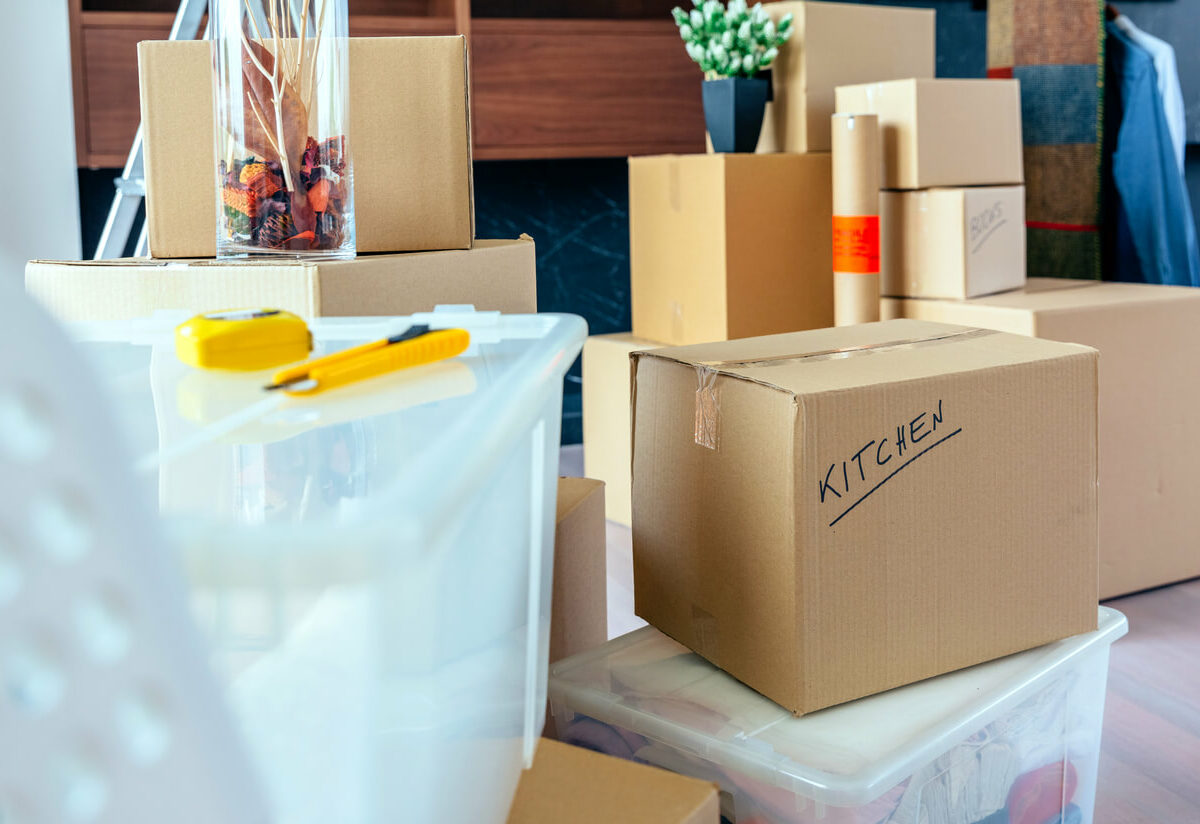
<box><xmin>0</xmin><ymin>275</ymin><xmax>267</xmax><ymax>823</ymax></box>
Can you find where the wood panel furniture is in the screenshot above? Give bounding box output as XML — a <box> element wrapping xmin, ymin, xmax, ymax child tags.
<box><xmin>68</xmin><ymin>0</ymin><xmax>705</xmax><ymax>167</ymax></box>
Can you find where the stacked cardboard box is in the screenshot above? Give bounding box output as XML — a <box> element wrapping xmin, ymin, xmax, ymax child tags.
<box><xmin>508</xmin><ymin>739</ymin><xmax>718</xmax><ymax>824</ymax></box>
<box><xmin>629</xmin><ymin>318</ymin><xmax>1099</xmax><ymax>714</ymax></box>
<box><xmin>833</xmin><ymin>77</ymin><xmax>1200</xmax><ymax>599</ymax></box>
<box><xmin>586</xmin><ymin>2</ymin><xmax>936</xmax><ymax>526</ymax></box>
<box><xmin>884</xmin><ymin>279</ymin><xmax>1200</xmax><ymax>599</ymax></box>
<box><xmin>836</xmin><ymin>78</ymin><xmax>1027</xmax><ymax>299</ymax></box>
<box><xmin>27</xmin><ymin>36</ymin><xmax>539</xmax><ymax>322</ymax></box>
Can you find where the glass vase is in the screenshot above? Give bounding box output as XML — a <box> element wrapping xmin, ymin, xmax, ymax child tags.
<box><xmin>211</xmin><ymin>0</ymin><xmax>354</xmax><ymax>259</ymax></box>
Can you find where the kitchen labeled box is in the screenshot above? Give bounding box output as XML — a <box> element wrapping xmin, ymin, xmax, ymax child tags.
<box><xmin>551</xmin><ymin>610</ymin><xmax>1127</xmax><ymax>824</ymax></box>
<box><xmin>835</xmin><ymin>79</ymin><xmax>1023</xmax><ymax>189</ymax></box>
<box><xmin>883</xmin><ymin>279</ymin><xmax>1200</xmax><ymax>598</ymax></box>
<box><xmin>760</xmin><ymin>0</ymin><xmax>935</xmax><ymax>152</ymax></box>
<box><xmin>507</xmin><ymin>739</ymin><xmax>719</xmax><ymax>824</ymax></box>
<box><xmin>882</xmin><ymin>186</ymin><xmax>1027</xmax><ymax>299</ymax></box>
<box><xmin>582</xmin><ymin>333</ymin><xmax>660</xmax><ymax>526</ymax></box>
<box><xmin>26</xmin><ymin>239</ymin><xmax>535</xmax><ymax>322</ymax></box>
<box><xmin>630</xmin><ymin>153</ymin><xmax>833</xmax><ymax>347</ymax></box>
<box><xmin>631</xmin><ymin>319</ymin><xmax>1099</xmax><ymax>715</ymax></box>
<box><xmin>139</xmin><ymin>37</ymin><xmax>473</xmax><ymax>258</ymax></box>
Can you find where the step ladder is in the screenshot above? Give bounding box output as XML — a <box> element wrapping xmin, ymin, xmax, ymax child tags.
<box><xmin>93</xmin><ymin>0</ymin><xmax>208</xmax><ymax>259</ymax></box>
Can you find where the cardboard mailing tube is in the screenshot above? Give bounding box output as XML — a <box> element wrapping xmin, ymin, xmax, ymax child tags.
<box><xmin>831</xmin><ymin>113</ymin><xmax>881</xmax><ymax>326</ymax></box>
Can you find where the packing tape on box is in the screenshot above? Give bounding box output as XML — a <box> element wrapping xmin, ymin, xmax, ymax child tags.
<box><xmin>694</xmin><ymin>366</ymin><xmax>720</xmax><ymax>450</ymax></box>
<box><xmin>697</xmin><ymin>328</ymin><xmax>998</xmax><ymax>370</ymax></box>
<box><xmin>687</xmin><ymin>328</ymin><xmax>998</xmax><ymax>453</ymax></box>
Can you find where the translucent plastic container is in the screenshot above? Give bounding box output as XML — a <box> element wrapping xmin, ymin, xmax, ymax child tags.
<box><xmin>73</xmin><ymin>309</ymin><xmax>587</xmax><ymax>823</ymax></box>
<box><xmin>550</xmin><ymin>607</ymin><xmax>1127</xmax><ymax>824</ymax></box>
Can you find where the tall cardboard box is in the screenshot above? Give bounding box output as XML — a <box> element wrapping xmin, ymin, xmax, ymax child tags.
<box><xmin>835</xmin><ymin>79</ymin><xmax>1023</xmax><ymax>190</ymax></box>
<box><xmin>507</xmin><ymin>739</ymin><xmax>719</xmax><ymax>824</ymax></box>
<box><xmin>25</xmin><ymin>239</ymin><xmax>536</xmax><ymax>322</ymax></box>
<box><xmin>881</xmin><ymin>186</ymin><xmax>1027</xmax><ymax>299</ymax></box>
<box><xmin>761</xmin><ymin>1</ymin><xmax>935</xmax><ymax>152</ymax></box>
<box><xmin>582</xmin><ymin>333</ymin><xmax>660</xmax><ymax>527</ymax></box>
<box><xmin>138</xmin><ymin>37</ymin><xmax>474</xmax><ymax>258</ymax></box>
<box><xmin>883</xmin><ymin>279</ymin><xmax>1200</xmax><ymax>599</ymax></box>
<box><xmin>552</xmin><ymin>478</ymin><xmax>608</xmax><ymax>664</ymax></box>
<box><xmin>630</xmin><ymin>153</ymin><xmax>833</xmax><ymax>347</ymax></box>
<box><xmin>632</xmin><ymin>319</ymin><xmax>1098</xmax><ymax>715</ymax></box>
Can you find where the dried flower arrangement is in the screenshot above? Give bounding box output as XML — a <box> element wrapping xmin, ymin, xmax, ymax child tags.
<box><xmin>218</xmin><ymin>0</ymin><xmax>352</xmax><ymax>255</ymax></box>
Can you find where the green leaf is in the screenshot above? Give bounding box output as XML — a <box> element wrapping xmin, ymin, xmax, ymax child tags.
<box><xmin>672</xmin><ymin>6</ymin><xmax>687</xmax><ymax>26</ymax></box>
<box><xmin>690</xmin><ymin>9</ymin><xmax>703</xmax><ymax>28</ymax></box>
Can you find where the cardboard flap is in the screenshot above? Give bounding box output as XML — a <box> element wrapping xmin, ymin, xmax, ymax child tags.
<box><xmin>634</xmin><ymin>319</ymin><xmax>1097</xmax><ymax>397</ymax></box>
<box><xmin>138</xmin><ymin>36</ymin><xmax>474</xmax><ymax>258</ymax></box>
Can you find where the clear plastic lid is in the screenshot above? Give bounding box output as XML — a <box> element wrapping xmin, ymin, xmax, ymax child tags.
<box><xmin>69</xmin><ymin>309</ymin><xmax>586</xmax><ymax>548</ymax></box>
<box><xmin>550</xmin><ymin>607</ymin><xmax>1126</xmax><ymax>807</ymax></box>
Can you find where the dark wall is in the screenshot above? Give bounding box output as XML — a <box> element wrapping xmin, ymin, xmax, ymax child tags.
<box><xmin>474</xmin><ymin>159</ymin><xmax>631</xmax><ymax>442</ymax></box>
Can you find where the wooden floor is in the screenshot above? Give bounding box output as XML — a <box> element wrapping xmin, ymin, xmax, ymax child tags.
<box><xmin>1098</xmin><ymin>579</ymin><xmax>1200</xmax><ymax>822</ymax></box>
<box><xmin>568</xmin><ymin>436</ymin><xmax>1200</xmax><ymax>822</ymax></box>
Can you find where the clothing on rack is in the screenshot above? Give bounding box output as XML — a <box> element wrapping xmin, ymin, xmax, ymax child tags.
<box><xmin>1105</xmin><ymin>20</ymin><xmax>1200</xmax><ymax>287</ymax></box>
<box><xmin>1112</xmin><ymin>14</ymin><xmax>1186</xmax><ymax>174</ymax></box>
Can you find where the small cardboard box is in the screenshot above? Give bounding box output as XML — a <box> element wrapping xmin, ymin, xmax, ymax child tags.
<box><xmin>507</xmin><ymin>739</ymin><xmax>719</xmax><ymax>824</ymax></box>
<box><xmin>883</xmin><ymin>279</ymin><xmax>1200</xmax><ymax>599</ymax></box>
<box><xmin>582</xmin><ymin>333</ymin><xmax>661</xmax><ymax>527</ymax></box>
<box><xmin>632</xmin><ymin>319</ymin><xmax>1098</xmax><ymax>715</ymax></box>
<box><xmin>881</xmin><ymin>186</ymin><xmax>1027</xmax><ymax>299</ymax></box>
<box><xmin>26</xmin><ymin>239</ymin><xmax>536</xmax><ymax>322</ymax></box>
<box><xmin>629</xmin><ymin>153</ymin><xmax>833</xmax><ymax>346</ymax></box>
<box><xmin>760</xmin><ymin>1</ymin><xmax>935</xmax><ymax>152</ymax></box>
<box><xmin>552</xmin><ymin>478</ymin><xmax>608</xmax><ymax>665</ymax></box>
<box><xmin>138</xmin><ymin>37</ymin><xmax>473</xmax><ymax>258</ymax></box>
<box><xmin>835</xmin><ymin>79</ymin><xmax>1023</xmax><ymax>190</ymax></box>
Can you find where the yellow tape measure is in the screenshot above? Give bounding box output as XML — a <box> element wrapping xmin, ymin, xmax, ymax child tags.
<box><xmin>175</xmin><ymin>309</ymin><xmax>312</xmax><ymax>371</ymax></box>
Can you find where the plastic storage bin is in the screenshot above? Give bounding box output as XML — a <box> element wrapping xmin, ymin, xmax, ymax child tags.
<box><xmin>74</xmin><ymin>309</ymin><xmax>587</xmax><ymax>823</ymax></box>
<box><xmin>550</xmin><ymin>607</ymin><xmax>1127</xmax><ymax>824</ymax></box>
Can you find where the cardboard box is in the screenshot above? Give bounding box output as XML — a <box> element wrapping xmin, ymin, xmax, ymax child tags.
<box><xmin>760</xmin><ymin>1</ymin><xmax>935</xmax><ymax>152</ymax></box>
<box><xmin>138</xmin><ymin>37</ymin><xmax>473</xmax><ymax>258</ymax></box>
<box><xmin>835</xmin><ymin>79</ymin><xmax>1023</xmax><ymax>189</ymax></box>
<box><xmin>25</xmin><ymin>239</ymin><xmax>536</xmax><ymax>322</ymax></box>
<box><xmin>552</xmin><ymin>478</ymin><xmax>608</xmax><ymax>664</ymax></box>
<box><xmin>629</xmin><ymin>153</ymin><xmax>833</xmax><ymax>347</ymax></box>
<box><xmin>582</xmin><ymin>333</ymin><xmax>660</xmax><ymax>527</ymax></box>
<box><xmin>507</xmin><ymin>739</ymin><xmax>719</xmax><ymax>824</ymax></box>
<box><xmin>631</xmin><ymin>319</ymin><xmax>1098</xmax><ymax>715</ymax></box>
<box><xmin>881</xmin><ymin>186</ymin><xmax>1026</xmax><ymax>299</ymax></box>
<box><xmin>883</xmin><ymin>279</ymin><xmax>1200</xmax><ymax>599</ymax></box>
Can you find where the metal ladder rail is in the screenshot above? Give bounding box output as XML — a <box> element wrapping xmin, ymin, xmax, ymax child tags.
<box><xmin>93</xmin><ymin>0</ymin><xmax>208</xmax><ymax>260</ymax></box>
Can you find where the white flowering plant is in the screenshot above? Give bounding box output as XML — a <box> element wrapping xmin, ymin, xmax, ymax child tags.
<box><xmin>672</xmin><ymin>0</ymin><xmax>794</xmax><ymax>80</ymax></box>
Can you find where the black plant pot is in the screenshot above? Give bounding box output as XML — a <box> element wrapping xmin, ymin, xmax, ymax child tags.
<box><xmin>703</xmin><ymin>76</ymin><xmax>769</xmax><ymax>154</ymax></box>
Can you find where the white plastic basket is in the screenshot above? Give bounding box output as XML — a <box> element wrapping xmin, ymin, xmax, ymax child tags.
<box><xmin>551</xmin><ymin>607</ymin><xmax>1127</xmax><ymax>824</ymax></box>
<box><xmin>71</xmin><ymin>308</ymin><xmax>587</xmax><ymax>823</ymax></box>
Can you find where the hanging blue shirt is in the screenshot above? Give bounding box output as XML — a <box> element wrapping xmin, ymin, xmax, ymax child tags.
<box><xmin>1106</xmin><ymin>21</ymin><xmax>1200</xmax><ymax>287</ymax></box>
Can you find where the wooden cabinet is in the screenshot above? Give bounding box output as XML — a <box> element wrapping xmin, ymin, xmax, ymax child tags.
<box><xmin>471</xmin><ymin>19</ymin><xmax>703</xmax><ymax>159</ymax></box>
<box><xmin>68</xmin><ymin>0</ymin><xmax>705</xmax><ymax>167</ymax></box>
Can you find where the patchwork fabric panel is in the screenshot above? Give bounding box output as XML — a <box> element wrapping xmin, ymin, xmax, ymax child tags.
<box><xmin>989</xmin><ymin>0</ymin><xmax>1104</xmax><ymax>280</ymax></box>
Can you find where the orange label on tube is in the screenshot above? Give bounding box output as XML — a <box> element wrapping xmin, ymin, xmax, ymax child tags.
<box><xmin>832</xmin><ymin>215</ymin><xmax>880</xmax><ymax>274</ymax></box>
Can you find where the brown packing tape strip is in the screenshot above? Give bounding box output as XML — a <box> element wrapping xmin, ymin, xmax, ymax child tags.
<box><xmin>697</xmin><ymin>328</ymin><xmax>1000</xmax><ymax>370</ymax></box>
<box><xmin>688</xmin><ymin>329</ymin><xmax>1000</xmax><ymax>450</ymax></box>
<box><xmin>694</xmin><ymin>366</ymin><xmax>720</xmax><ymax>450</ymax></box>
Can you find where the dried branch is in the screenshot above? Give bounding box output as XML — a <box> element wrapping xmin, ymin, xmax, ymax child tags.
<box><xmin>247</xmin><ymin>91</ymin><xmax>282</xmax><ymax>159</ymax></box>
<box><xmin>305</xmin><ymin>0</ymin><xmax>327</xmax><ymax>112</ymax></box>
